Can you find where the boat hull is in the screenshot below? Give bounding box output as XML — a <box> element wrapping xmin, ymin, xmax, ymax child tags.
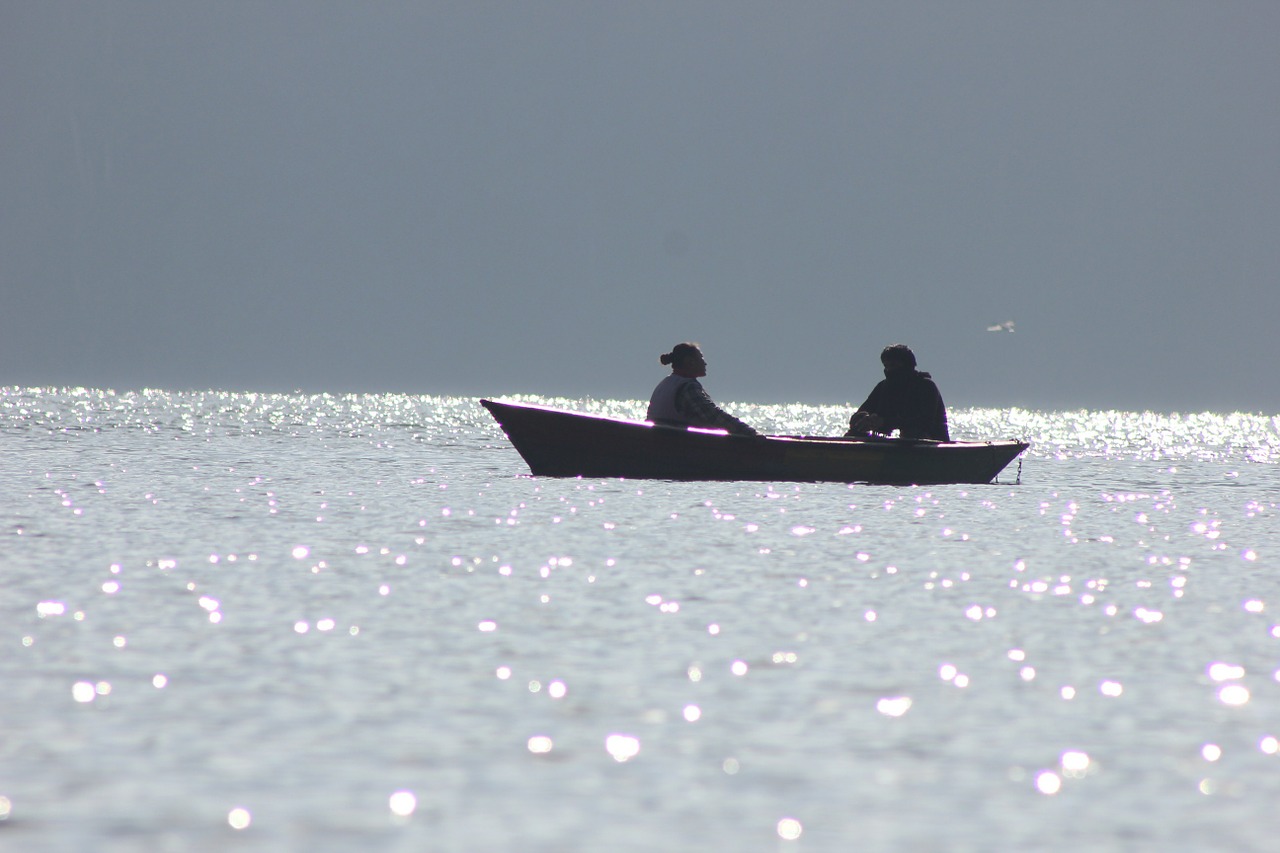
<box><xmin>481</xmin><ymin>399</ymin><xmax>1027</xmax><ymax>486</ymax></box>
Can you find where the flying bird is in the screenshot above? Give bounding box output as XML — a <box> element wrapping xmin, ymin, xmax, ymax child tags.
<box><xmin>986</xmin><ymin>320</ymin><xmax>1016</xmax><ymax>333</ymax></box>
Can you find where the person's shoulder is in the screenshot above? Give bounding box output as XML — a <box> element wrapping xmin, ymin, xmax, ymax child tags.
<box><xmin>862</xmin><ymin>378</ymin><xmax>890</xmax><ymax>400</ymax></box>
<box><xmin>915</xmin><ymin>373</ymin><xmax>945</xmax><ymax>401</ymax></box>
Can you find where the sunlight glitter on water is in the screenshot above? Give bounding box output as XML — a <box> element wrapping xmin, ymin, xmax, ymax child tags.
<box><xmin>776</xmin><ymin>818</ymin><xmax>803</xmax><ymax>840</ymax></box>
<box><xmin>1208</xmin><ymin>663</ymin><xmax>1246</xmax><ymax>681</ymax></box>
<box><xmin>388</xmin><ymin>791</ymin><xmax>416</xmax><ymax>817</ymax></box>
<box><xmin>605</xmin><ymin>735</ymin><xmax>641</xmax><ymax>763</ymax></box>
<box><xmin>1036</xmin><ymin>772</ymin><xmax>1062</xmax><ymax>795</ymax></box>
<box><xmin>876</xmin><ymin>697</ymin><xmax>913</xmax><ymax>717</ymax></box>
<box><xmin>2</xmin><ymin>389</ymin><xmax>1279</xmax><ymax>850</ymax></box>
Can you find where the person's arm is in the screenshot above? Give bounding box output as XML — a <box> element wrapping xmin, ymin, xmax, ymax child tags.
<box><xmin>676</xmin><ymin>382</ymin><xmax>759</xmax><ymax>436</ymax></box>
<box><xmin>846</xmin><ymin>384</ymin><xmax>887</xmax><ymax>436</ymax></box>
<box><xmin>846</xmin><ymin>411</ymin><xmax>883</xmax><ymax>436</ymax></box>
<box><xmin>930</xmin><ymin>385</ymin><xmax>951</xmax><ymax>441</ymax></box>
<box><xmin>895</xmin><ymin>380</ymin><xmax>949</xmax><ymax>440</ymax></box>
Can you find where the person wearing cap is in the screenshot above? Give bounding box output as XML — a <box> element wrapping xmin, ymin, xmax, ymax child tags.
<box><xmin>647</xmin><ymin>342</ymin><xmax>759</xmax><ymax>436</ymax></box>
<box><xmin>845</xmin><ymin>344</ymin><xmax>950</xmax><ymax>441</ymax></box>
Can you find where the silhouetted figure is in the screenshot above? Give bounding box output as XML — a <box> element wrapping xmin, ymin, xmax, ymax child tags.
<box><xmin>846</xmin><ymin>344</ymin><xmax>950</xmax><ymax>441</ymax></box>
<box><xmin>647</xmin><ymin>343</ymin><xmax>758</xmax><ymax>436</ymax></box>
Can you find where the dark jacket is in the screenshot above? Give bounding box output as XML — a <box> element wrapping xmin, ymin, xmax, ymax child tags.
<box><xmin>856</xmin><ymin>370</ymin><xmax>950</xmax><ymax>441</ymax></box>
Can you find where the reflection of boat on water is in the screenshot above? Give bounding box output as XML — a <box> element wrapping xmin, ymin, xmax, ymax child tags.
<box><xmin>481</xmin><ymin>399</ymin><xmax>1028</xmax><ymax>486</ymax></box>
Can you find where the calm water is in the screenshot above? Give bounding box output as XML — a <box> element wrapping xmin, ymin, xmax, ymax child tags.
<box><xmin>2</xmin><ymin>388</ymin><xmax>1279</xmax><ymax>852</ymax></box>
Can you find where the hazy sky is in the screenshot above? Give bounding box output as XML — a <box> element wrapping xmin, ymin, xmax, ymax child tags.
<box><xmin>4</xmin><ymin>2</ymin><xmax>1277</xmax><ymax>412</ymax></box>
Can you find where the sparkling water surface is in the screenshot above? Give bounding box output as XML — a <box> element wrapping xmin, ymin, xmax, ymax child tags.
<box><xmin>2</xmin><ymin>389</ymin><xmax>1279</xmax><ymax>851</ymax></box>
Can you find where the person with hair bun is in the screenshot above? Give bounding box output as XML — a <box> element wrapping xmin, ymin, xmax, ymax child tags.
<box><xmin>646</xmin><ymin>342</ymin><xmax>758</xmax><ymax>436</ymax></box>
<box><xmin>845</xmin><ymin>344</ymin><xmax>950</xmax><ymax>441</ymax></box>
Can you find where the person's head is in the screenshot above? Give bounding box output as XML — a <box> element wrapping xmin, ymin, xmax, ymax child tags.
<box><xmin>880</xmin><ymin>344</ymin><xmax>917</xmax><ymax>377</ymax></box>
<box><xmin>660</xmin><ymin>342</ymin><xmax>707</xmax><ymax>378</ymax></box>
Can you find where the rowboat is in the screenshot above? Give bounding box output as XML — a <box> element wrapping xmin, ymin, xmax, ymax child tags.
<box><xmin>481</xmin><ymin>399</ymin><xmax>1027</xmax><ymax>485</ymax></box>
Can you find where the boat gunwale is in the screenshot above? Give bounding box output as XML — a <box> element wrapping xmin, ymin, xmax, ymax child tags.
<box><xmin>481</xmin><ymin>398</ymin><xmax>1027</xmax><ymax>452</ymax></box>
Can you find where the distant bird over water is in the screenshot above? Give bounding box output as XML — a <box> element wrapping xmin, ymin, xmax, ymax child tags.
<box><xmin>986</xmin><ymin>320</ymin><xmax>1016</xmax><ymax>333</ymax></box>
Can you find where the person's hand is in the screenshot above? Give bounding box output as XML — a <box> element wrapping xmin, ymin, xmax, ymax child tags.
<box><xmin>845</xmin><ymin>411</ymin><xmax>883</xmax><ymax>436</ymax></box>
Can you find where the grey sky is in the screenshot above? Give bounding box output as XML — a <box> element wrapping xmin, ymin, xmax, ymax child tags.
<box><xmin>4</xmin><ymin>2</ymin><xmax>1277</xmax><ymax>412</ymax></box>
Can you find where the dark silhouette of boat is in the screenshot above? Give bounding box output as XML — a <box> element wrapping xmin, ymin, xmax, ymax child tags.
<box><xmin>482</xmin><ymin>399</ymin><xmax>1027</xmax><ymax>485</ymax></box>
